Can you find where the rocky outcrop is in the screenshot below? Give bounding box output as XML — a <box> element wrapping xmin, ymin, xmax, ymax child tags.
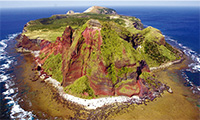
<box><xmin>36</xmin><ymin>19</ymin><xmax>163</xmax><ymax>98</ymax></box>
<box><xmin>84</xmin><ymin>6</ymin><xmax>117</xmax><ymax>15</ymax></box>
<box><xmin>16</xmin><ymin>35</ymin><xmax>40</xmax><ymax>51</ymax></box>
<box><xmin>133</xmin><ymin>21</ymin><xmax>144</xmax><ymax>30</ymax></box>
<box><xmin>17</xmin><ymin>6</ymin><xmax>182</xmax><ymax>99</ymax></box>
<box><xmin>39</xmin><ymin>26</ymin><xmax>74</xmax><ymax>65</ymax></box>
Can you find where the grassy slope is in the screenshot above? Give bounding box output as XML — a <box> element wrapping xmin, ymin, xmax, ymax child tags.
<box><xmin>42</xmin><ymin>53</ymin><xmax>63</xmax><ymax>82</ymax></box>
<box><xmin>65</xmin><ymin>76</ymin><xmax>95</xmax><ymax>99</ymax></box>
<box><xmin>23</xmin><ymin>13</ymin><xmax>127</xmax><ymax>42</ymax></box>
<box><xmin>100</xmin><ymin>21</ymin><xmax>142</xmax><ymax>85</ymax></box>
<box><xmin>26</xmin><ymin>12</ymin><xmax>181</xmax><ymax>98</ymax></box>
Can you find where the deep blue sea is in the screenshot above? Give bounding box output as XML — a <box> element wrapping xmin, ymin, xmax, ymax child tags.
<box><xmin>0</xmin><ymin>6</ymin><xmax>199</xmax><ymax>119</ymax></box>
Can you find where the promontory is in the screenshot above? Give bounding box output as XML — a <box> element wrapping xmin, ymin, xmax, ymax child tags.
<box><xmin>16</xmin><ymin>6</ymin><xmax>183</xmax><ymax>108</ymax></box>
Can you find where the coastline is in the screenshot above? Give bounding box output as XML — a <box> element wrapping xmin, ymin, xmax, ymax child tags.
<box><xmin>31</xmin><ymin>49</ymin><xmax>176</xmax><ymax>110</ymax></box>
<box><xmin>150</xmin><ymin>55</ymin><xmax>185</xmax><ymax>71</ymax></box>
<box><xmin>15</xmin><ymin>28</ymin><xmax>198</xmax><ymax>118</ymax></box>
<box><xmin>18</xmin><ymin>51</ymin><xmax>199</xmax><ymax>119</ymax></box>
<box><xmin>18</xmin><ymin>43</ymin><xmax>186</xmax><ymax>110</ymax></box>
<box><xmin>2</xmin><ymin>6</ymin><xmax>199</xmax><ymax>120</ymax></box>
<box><xmin>108</xmin><ymin>55</ymin><xmax>200</xmax><ymax>119</ymax></box>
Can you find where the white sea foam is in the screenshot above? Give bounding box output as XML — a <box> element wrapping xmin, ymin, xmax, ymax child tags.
<box><xmin>1</xmin><ymin>32</ymin><xmax>198</xmax><ymax>118</ymax></box>
<box><xmin>0</xmin><ymin>74</ymin><xmax>10</xmax><ymax>82</ymax></box>
<box><xmin>1</xmin><ymin>63</ymin><xmax>10</xmax><ymax>69</ymax></box>
<box><xmin>10</xmin><ymin>104</ymin><xmax>34</xmax><ymax>119</ymax></box>
<box><xmin>31</xmin><ymin>50</ymin><xmax>40</xmax><ymax>57</ymax></box>
<box><xmin>2</xmin><ymin>88</ymin><xmax>15</xmax><ymax>95</ymax></box>
<box><xmin>0</xmin><ymin>40</ymin><xmax>8</xmax><ymax>52</ymax></box>
<box><xmin>165</xmin><ymin>36</ymin><xmax>200</xmax><ymax>93</ymax></box>
<box><xmin>165</xmin><ymin>36</ymin><xmax>200</xmax><ymax>72</ymax></box>
<box><xmin>0</xmin><ymin>33</ymin><xmax>35</xmax><ymax>119</ymax></box>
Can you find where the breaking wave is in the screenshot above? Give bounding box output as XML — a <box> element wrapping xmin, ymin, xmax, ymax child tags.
<box><xmin>165</xmin><ymin>35</ymin><xmax>200</xmax><ymax>93</ymax></box>
<box><xmin>0</xmin><ymin>32</ymin><xmax>199</xmax><ymax>119</ymax></box>
<box><xmin>165</xmin><ymin>36</ymin><xmax>200</xmax><ymax>72</ymax></box>
<box><xmin>0</xmin><ymin>33</ymin><xmax>35</xmax><ymax>119</ymax></box>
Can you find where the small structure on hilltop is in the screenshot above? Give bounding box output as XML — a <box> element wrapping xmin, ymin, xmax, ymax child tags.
<box><xmin>84</xmin><ymin>6</ymin><xmax>117</xmax><ymax>14</ymax></box>
<box><xmin>66</xmin><ymin>10</ymin><xmax>80</xmax><ymax>15</ymax></box>
<box><xmin>66</xmin><ymin>10</ymin><xmax>75</xmax><ymax>14</ymax></box>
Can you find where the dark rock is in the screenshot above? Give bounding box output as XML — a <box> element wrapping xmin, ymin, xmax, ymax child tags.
<box><xmin>16</xmin><ymin>35</ymin><xmax>40</xmax><ymax>51</ymax></box>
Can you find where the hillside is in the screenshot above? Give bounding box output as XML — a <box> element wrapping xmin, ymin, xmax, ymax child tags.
<box><xmin>83</xmin><ymin>6</ymin><xmax>117</xmax><ymax>14</ymax></box>
<box><xmin>17</xmin><ymin>6</ymin><xmax>183</xmax><ymax>99</ymax></box>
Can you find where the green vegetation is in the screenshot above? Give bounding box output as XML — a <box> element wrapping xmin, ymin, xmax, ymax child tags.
<box><xmin>100</xmin><ymin>22</ymin><xmax>124</xmax><ymax>66</ymax></box>
<box><xmin>98</xmin><ymin>8</ymin><xmax>116</xmax><ymax>14</ymax></box>
<box><xmin>140</xmin><ymin>26</ymin><xmax>164</xmax><ymax>43</ymax></box>
<box><xmin>23</xmin><ymin>13</ymin><xmax>129</xmax><ymax>41</ymax></box>
<box><xmin>165</xmin><ymin>42</ymin><xmax>181</xmax><ymax>59</ymax></box>
<box><xmin>65</xmin><ymin>76</ymin><xmax>95</xmax><ymax>99</ymax></box>
<box><xmin>140</xmin><ymin>72</ymin><xmax>160</xmax><ymax>90</ymax></box>
<box><xmin>117</xmin><ymin>67</ymin><xmax>129</xmax><ymax>77</ymax></box>
<box><xmin>140</xmin><ymin>71</ymin><xmax>151</xmax><ymax>80</ymax></box>
<box><xmin>119</xmin><ymin>85</ymin><xmax>132</xmax><ymax>93</ymax></box>
<box><xmin>115</xmin><ymin>79</ymin><xmax>133</xmax><ymax>88</ymax></box>
<box><xmin>140</xmin><ymin>39</ymin><xmax>178</xmax><ymax>66</ymax></box>
<box><xmin>122</xmin><ymin>39</ymin><xmax>143</xmax><ymax>64</ymax></box>
<box><xmin>159</xmin><ymin>45</ymin><xmax>176</xmax><ymax>61</ymax></box>
<box><xmin>144</xmin><ymin>40</ymin><xmax>169</xmax><ymax>64</ymax></box>
<box><xmin>107</xmin><ymin>64</ymin><xmax>118</xmax><ymax>84</ymax></box>
<box><xmin>99</xmin><ymin>21</ymin><xmax>144</xmax><ymax>86</ymax></box>
<box><xmin>100</xmin><ymin>21</ymin><xmax>143</xmax><ymax>65</ymax></box>
<box><xmin>133</xmin><ymin>26</ymin><xmax>180</xmax><ymax>67</ymax></box>
<box><xmin>26</xmin><ymin>16</ymin><xmax>87</xmax><ymax>31</ymax></box>
<box><xmin>25</xmin><ymin>14</ymin><xmax>124</xmax><ymax>35</ymax></box>
<box><xmin>108</xmin><ymin>21</ymin><xmax>133</xmax><ymax>41</ymax></box>
<box><xmin>43</xmin><ymin>53</ymin><xmax>63</xmax><ymax>82</ymax></box>
<box><xmin>25</xmin><ymin>8</ymin><xmax>182</xmax><ymax>99</ymax></box>
<box><xmin>22</xmin><ymin>28</ymin><xmax>65</xmax><ymax>42</ymax></box>
<box><xmin>39</xmin><ymin>52</ymin><xmax>47</xmax><ymax>60</ymax></box>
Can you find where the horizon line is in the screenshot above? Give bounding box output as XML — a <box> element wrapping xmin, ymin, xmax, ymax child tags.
<box><xmin>1</xmin><ymin>1</ymin><xmax>199</xmax><ymax>8</ymax></box>
<box><xmin>1</xmin><ymin>5</ymin><xmax>200</xmax><ymax>9</ymax></box>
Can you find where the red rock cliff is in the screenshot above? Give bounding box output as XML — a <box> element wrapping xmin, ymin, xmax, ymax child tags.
<box><xmin>37</xmin><ymin>20</ymin><xmax>158</xmax><ymax>98</ymax></box>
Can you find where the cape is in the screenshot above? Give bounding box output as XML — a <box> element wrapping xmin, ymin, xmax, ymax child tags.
<box><xmin>16</xmin><ymin>6</ymin><xmax>182</xmax><ymax>99</ymax></box>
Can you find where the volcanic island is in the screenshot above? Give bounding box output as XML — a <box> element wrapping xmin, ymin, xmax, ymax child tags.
<box><xmin>15</xmin><ymin>6</ymin><xmax>197</xmax><ymax>119</ymax></box>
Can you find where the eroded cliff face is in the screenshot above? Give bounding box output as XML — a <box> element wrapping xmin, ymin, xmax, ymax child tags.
<box><xmin>35</xmin><ymin>19</ymin><xmax>168</xmax><ymax>99</ymax></box>
<box><xmin>16</xmin><ymin>35</ymin><xmax>40</xmax><ymax>51</ymax></box>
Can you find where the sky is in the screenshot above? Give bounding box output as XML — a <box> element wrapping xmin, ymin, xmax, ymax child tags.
<box><xmin>0</xmin><ymin>0</ymin><xmax>199</xmax><ymax>8</ymax></box>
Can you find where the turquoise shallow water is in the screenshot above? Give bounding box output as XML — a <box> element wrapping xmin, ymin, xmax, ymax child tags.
<box><xmin>0</xmin><ymin>6</ymin><xmax>199</xmax><ymax>119</ymax></box>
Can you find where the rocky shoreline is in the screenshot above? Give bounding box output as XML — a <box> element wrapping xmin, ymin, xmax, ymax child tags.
<box><xmin>37</xmin><ymin>68</ymin><xmax>172</xmax><ymax>110</ymax></box>
<box><xmin>150</xmin><ymin>55</ymin><xmax>185</xmax><ymax>71</ymax></box>
<box><xmin>14</xmin><ymin>10</ymin><xmax>185</xmax><ymax>110</ymax></box>
<box><xmin>16</xmin><ymin>49</ymin><xmax>199</xmax><ymax>120</ymax></box>
<box><xmin>43</xmin><ymin>77</ymin><xmax>142</xmax><ymax>110</ymax></box>
<box><xmin>15</xmin><ymin>36</ymin><xmax>175</xmax><ymax>110</ymax></box>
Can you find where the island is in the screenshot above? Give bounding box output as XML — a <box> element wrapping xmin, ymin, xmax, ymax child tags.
<box><xmin>15</xmin><ymin>6</ymin><xmax>192</xmax><ymax>119</ymax></box>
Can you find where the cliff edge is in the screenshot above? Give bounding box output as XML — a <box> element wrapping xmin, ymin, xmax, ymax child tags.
<box><xmin>17</xmin><ymin>6</ymin><xmax>183</xmax><ymax>100</ymax></box>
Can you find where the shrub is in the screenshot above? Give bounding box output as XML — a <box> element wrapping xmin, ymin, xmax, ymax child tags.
<box><xmin>65</xmin><ymin>76</ymin><xmax>95</xmax><ymax>99</ymax></box>
<box><xmin>144</xmin><ymin>40</ymin><xmax>169</xmax><ymax>64</ymax></box>
<box><xmin>107</xmin><ymin>64</ymin><xmax>118</xmax><ymax>84</ymax></box>
<box><xmin>43</xmin><ymin>53</ymin><xmax>63</xmax><ymax>82</ymax></box>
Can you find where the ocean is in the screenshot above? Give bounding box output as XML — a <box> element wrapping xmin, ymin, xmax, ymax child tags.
<box><xmin>0</xmin><ymin>6</ymin><xmax>199</xmax><ymax>119</ymax></box>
